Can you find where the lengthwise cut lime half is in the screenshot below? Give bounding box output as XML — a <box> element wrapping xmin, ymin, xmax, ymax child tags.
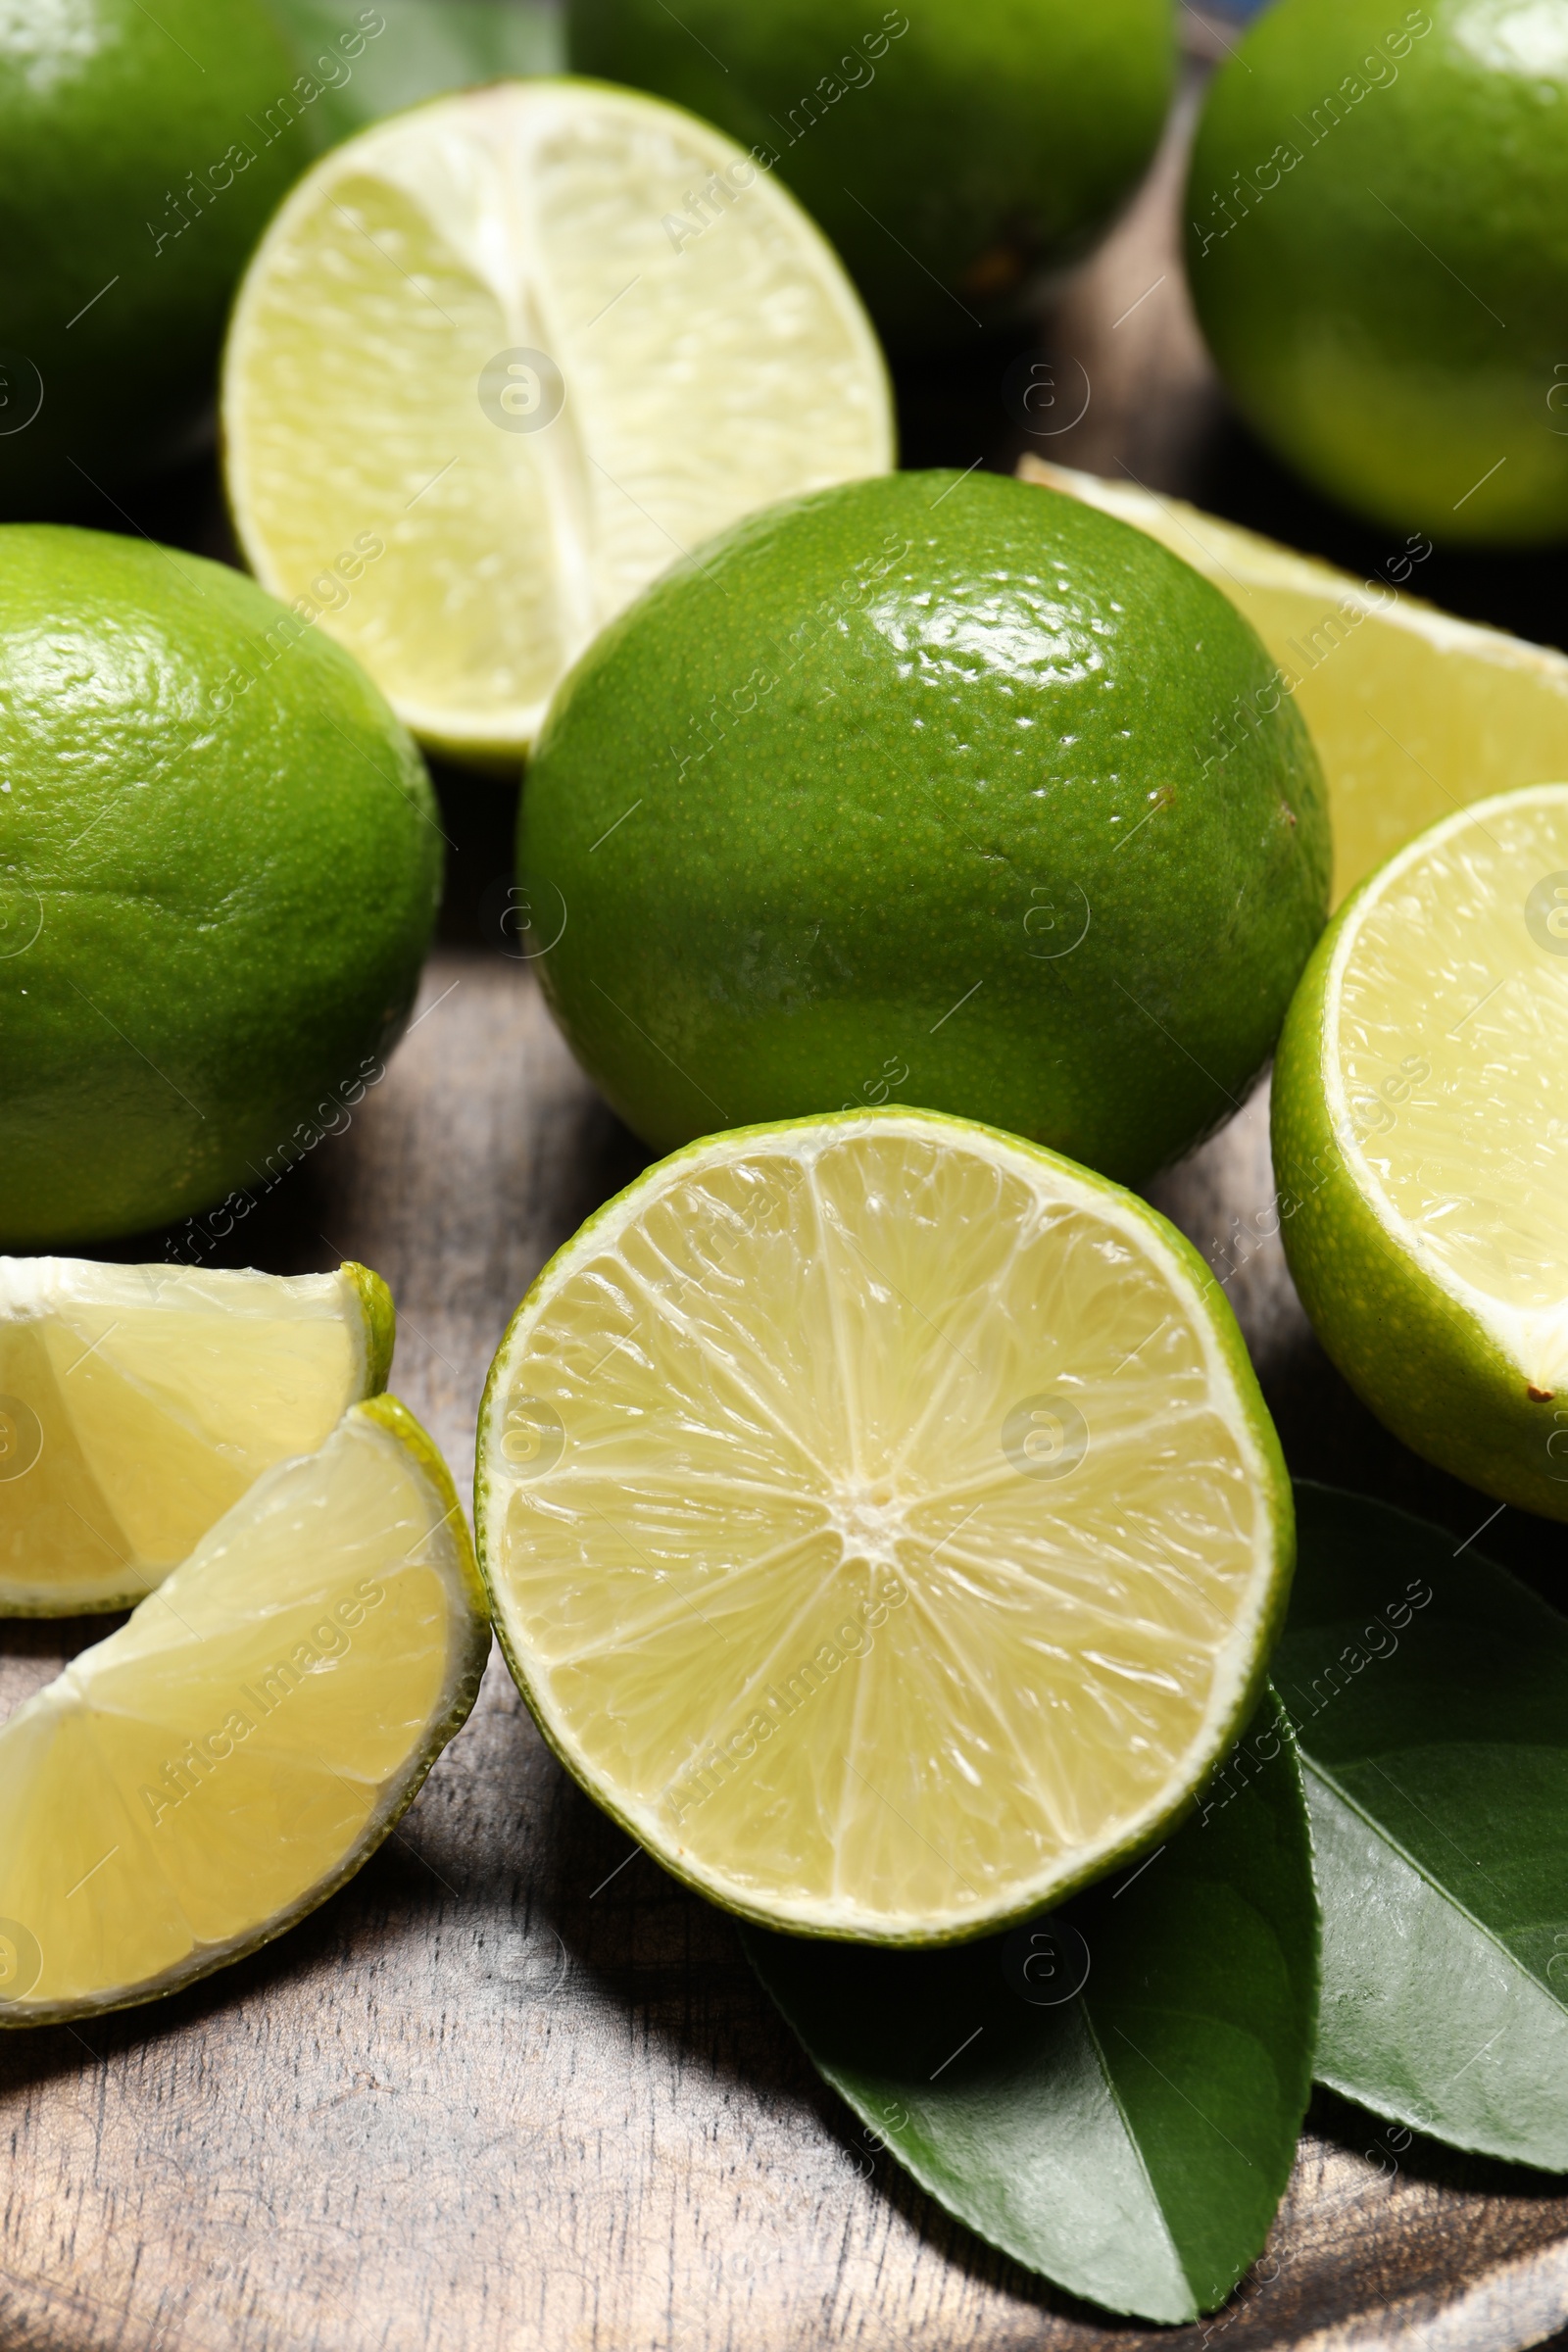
<box><xmin>0</xmin><ymin>1397</ymin><xmax>488</xmax><ymax>2025</ymax></box>
<box><xmin>222</xmin><ymin>77</ymin><xmax>894</xmax><ymax>763</ymax></box>
<box><xmin>475</xmin><ymin>1111</ymin><xmax>1293</xmax><ymax>1942</ymax></box>
<box><xmin>0</xmin><ymin>1258</ymin><xmax>394</xmax><ymax>1614</ymax></box>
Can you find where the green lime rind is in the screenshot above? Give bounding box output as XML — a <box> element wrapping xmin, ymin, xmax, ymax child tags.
<box><xmin>0</xmin><ymin>1580</ymin><xmax>160</xmax><ymax>1623</ymax></box>
<box><xmin>474</xmin><ymin>1103</ymin><xmax>1296</xmax><ymax>1946</ymax></box>
<box><xmin>342</xmin><ymin>1261</ymin><xmax>397</xmax><ymax>1396</ymax></box>
<box><xmin>1273</xmin><ymin>865</ymin><xmax>1568</xmax><ymax>1520</ymax></box>
<box><xmin>0</xmin><ymin>1396</ymin><xmax>489</xmax><ymax>2029</ymax></box>
<box><xmin>0</xmin><ymin>0</ymin><xmax>317</xmax><ymax>519</ymax></box>
<box><xmin>356</xmin><ymin>1394</ymin><xmax>488</xmax><ymax>1623</ymax></box>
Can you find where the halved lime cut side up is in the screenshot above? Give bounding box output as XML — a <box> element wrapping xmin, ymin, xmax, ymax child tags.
<box><xmin>476</xmin><ymin>1110</ymin><xmax>1293</xmax><ymax>1942</ymax></box>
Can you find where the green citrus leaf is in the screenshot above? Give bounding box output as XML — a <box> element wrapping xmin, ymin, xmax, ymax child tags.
<box><xmin>741</xmin><ymin>1690</ymin><xmax>1316</xmax><ymax>2325</ymax></box>
<box><xmin>1277</xmin><ymin>1481</ymin><xmax>1568</xmax><ymax>2170</ymax></box>
<box><xmin>261</xmin><ymin>0</ymin><xmax>563</xmax><ymax>144</ymax></box>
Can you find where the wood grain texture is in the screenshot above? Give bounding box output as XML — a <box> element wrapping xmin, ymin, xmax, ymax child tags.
<box><xmin>6</xmin><ymin>46</ymin><xmax>1568</xmax><ymax>2352</ymax></box>
<box><xmin>3</xmin><ymin>956</ymin><xmax>1567</xmax><ymax>2352</ymax></box>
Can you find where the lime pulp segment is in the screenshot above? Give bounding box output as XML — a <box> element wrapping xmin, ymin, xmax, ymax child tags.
<box><xmin>0</xmin><ymin>1259</ymin><xmax>391</xmax><ymax>1614</ymax></box>
<box><xmin>0</xmin><ymin>1398</ymin><xmax>488</xmax><ymax>2024</ymax></box>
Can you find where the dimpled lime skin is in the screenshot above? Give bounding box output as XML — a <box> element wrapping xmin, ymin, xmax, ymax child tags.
<box><xmin>1272</xmin><ymin>896</ymin><xmax>1568</xmax><ymax>1520</ymax></box>
<box><xmin>0</xmin><ymin>526</ymin><xmax>441</xmax><ymax>1245</ymax></box>
<box><xmin>518</xmin><ymin>471</ymin><xmax>1331</xmax><ymax>1182</ymax></box>
<box><xmin>0</xmin><ymin>0</ymin><xmax>316</xmax><ymax>517</ymax></box>
<box><xmin>1185</xmin><ymin>0</ymin><xmax>1568</xmax><ymax>544</ymax></box>
<box><xmin>566</xmin><ymin>0</ymin><xmax>1174</xmax><ymax>347</ymax></box>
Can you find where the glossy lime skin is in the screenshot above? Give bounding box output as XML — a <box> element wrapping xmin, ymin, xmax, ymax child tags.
<box><xmin>518</xmin><ymin>471</ymin><xmax>1331</xmax><ymax>1181</ymax></box>
<box><xmin>567</xmin><ymin>0</ymin><xmax>1175</xmax><ymax>346</ymax></box>
<box><xmin>0</xmin><ymin>526</ymin><xmax>441</xmax><ymax>1244</ymax></box>
<box><xmin>1186</xmin><ymin>0</ymin><xmax>1568</xmax><ymax>544</ymax></box>
<box><xmin>0</xmin><ymin>0</ymin><xmax>317</xmax><ymax>516</ymax></box>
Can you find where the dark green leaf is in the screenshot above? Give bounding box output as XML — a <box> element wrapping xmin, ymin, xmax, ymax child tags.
<box><xmin>742</xmin><ymin>1691</ymin><xmax>1316</xmax><ymax>2325</ymax></box>
<box><xmin>262</xmin><ymin>0</ymin><xmax>563</xmax><ymax>146</ymax></box>
<box><xmin>1278</xmin><ymin>1481</ymin><xmax>1568</xmax><ymax>2170</ymax></box>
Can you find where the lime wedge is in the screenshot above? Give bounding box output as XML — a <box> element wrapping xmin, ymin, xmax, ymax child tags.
<box><xmin>475</xmin><ymin>1111</ymin><xmax>1293</xmax><ymax>1942</ymax></box>
<box><xmin>221</xmin><ymin>78</ymin><xmax>895</xmax><ymax>764</ymax></box>
<box><xmin>1022</xmin><ymin>457</ymin><xmax>1568</xmax><ymax>904</ymax></box>
<box><xmin>0</xmin><ymin>1258</ymin><xmax>393</xmax><ymax>1615</ymax></box>
<box><xmin>0</xmin><ymin>1396</ymin><xmax>487</xmax><ymax>2025</ymax></box>
<box><xmin>1275</xmin><ymin>784</ymin><xmax>1568</xmax><ymax>1521</ymax></box>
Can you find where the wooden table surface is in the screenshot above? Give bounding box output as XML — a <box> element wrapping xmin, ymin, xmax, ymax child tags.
<box><xmin>8</xmin><ymin>35</ymin><xmax>1568</xmax><ymax>2352</ymax></box>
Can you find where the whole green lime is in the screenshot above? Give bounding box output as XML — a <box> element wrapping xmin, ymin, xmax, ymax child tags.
<box><xmin>1185</xmin><ymin>0</ymin><xmax>1568</xmax><ymax>543</ymax></box>
<box><xmin>0</xmin><ymin>525</ymin><xmax>441</xmax><ymax>1244</ymax></box>
<box><xmin>517</xmin><ymin>471</ymin><xmax>1331</xmax><ymax>1181</ymax></box>
<box><xmin>566</xmin><ymin>0</ymin><xmax>1175</xmax><ymax>346</ymax></box>
<box><xmin>0</xmin><ymin>0</ymin><xmax>318</xmax><ymax>516</ymax></box>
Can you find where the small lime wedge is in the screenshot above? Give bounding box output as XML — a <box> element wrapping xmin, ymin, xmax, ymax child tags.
<box><xmin>0</xmin><ymin>1396</ymin><xmax>487</xmax><ymax>2025</ymax></box>
<box><xmin>0</xmin><ymin>1258</ymin><xmax>394</xmax><ymax>1614</ymax></box>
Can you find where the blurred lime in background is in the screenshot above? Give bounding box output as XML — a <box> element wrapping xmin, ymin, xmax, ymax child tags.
<box><xmin>0</xmin><ymin>0</ymin><xmax>320</xmax><ymax>514</ymax></box>
<box><xmin>259</xmin><ymin>0</ymin><xmax>567</xmax><ymax>141</ymax></box>
<box><xmin>1186</xmin><ymin>0</ymin><xmax>1568</xmax><ymax>542</ymax></box>
<box><xmin>566</xmin><ymin>0</ymin><xmax>1176</xmax><ymax>346</ymax></box>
